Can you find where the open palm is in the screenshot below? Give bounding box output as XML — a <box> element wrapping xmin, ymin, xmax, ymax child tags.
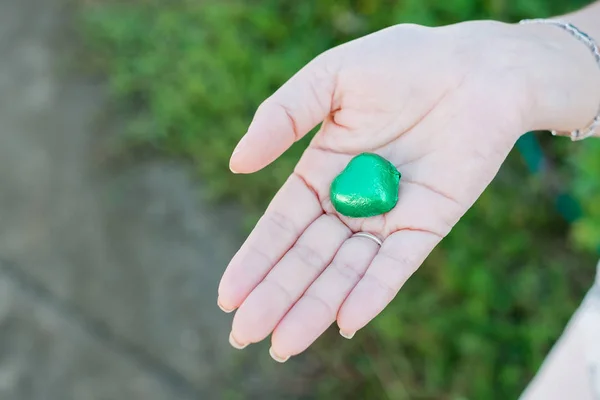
<box><xmin>218</xmin><ymin>22</ymin><xmax>531</xmax><ymax>361</ymax></box>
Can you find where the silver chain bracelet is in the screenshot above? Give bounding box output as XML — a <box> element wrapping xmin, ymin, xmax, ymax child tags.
<box><xmin>519</xmin><ymin>18</ymin><xmax>600</xmax><ymax>141</ymax></box>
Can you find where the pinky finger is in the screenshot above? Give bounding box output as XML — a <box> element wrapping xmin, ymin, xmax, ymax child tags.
<box><xmin>337</xmin><ymin>230</ymin><xmax>441</xmax><ymax>336</ymax></box>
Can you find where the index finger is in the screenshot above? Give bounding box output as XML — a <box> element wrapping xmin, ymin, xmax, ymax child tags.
<box><xmin>217</xmin><ymin>173</ymin><xmax>323</xmax><ymax>311</ymax></box>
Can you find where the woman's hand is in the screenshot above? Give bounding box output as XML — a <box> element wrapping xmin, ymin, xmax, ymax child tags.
<box><xmin>217</xmin><ymin>20</ymin><xmax>600</xmax><ymax>361</ymax></box>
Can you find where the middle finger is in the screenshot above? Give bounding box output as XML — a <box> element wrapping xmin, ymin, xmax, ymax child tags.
<box><xmin>231</xmin><ymin>214</ymin><xmax>351</xmax><ymax>347</ymax></box>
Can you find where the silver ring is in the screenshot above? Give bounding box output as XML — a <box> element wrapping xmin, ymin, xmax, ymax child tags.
<box><xmin>352</xmin><ymin>232</ymin><xmax>382</xmax><ymax>246</ymax></box>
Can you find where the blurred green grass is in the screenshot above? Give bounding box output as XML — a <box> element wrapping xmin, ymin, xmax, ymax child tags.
<box><xmin>81</xmin><ymin>0</ymin><xmax>599</xmax><ymax>398</ymax></box>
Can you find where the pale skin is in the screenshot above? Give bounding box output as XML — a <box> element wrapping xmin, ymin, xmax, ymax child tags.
<box><xmin>218</xmin><ymin>0</ymin><xmax>600</xmax><ymax>381</ymax></box>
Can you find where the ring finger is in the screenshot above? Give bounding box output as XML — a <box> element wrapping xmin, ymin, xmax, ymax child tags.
<box><xmin>270</xmin><ymin>233</ymin><xmax>381</xmax><ymax>361</ymax></box>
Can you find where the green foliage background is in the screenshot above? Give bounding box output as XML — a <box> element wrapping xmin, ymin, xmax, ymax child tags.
<box><xmin>82</xmin><ymin>0</ymin><xmax>599</xmax><ymax>398</ymax></box>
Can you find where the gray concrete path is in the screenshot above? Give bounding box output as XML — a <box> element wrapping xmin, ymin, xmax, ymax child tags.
<box><xmin>0</xmin><ymin>0</ymin><xmax>313</xmax><ymax>399</ymax></box>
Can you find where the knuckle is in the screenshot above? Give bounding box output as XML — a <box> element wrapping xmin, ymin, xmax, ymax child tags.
<box><xmin>291</xmin><ymin>243</ymin><xmax>323</xmax><ymax>269</ymax></box>
<box><xmin>263</xmin><ymin>278</ymin><xmax>293</xmax><ymax>304</ymax></box>
<box><xmin>247</xmin><ymin>242</ymin><xmax>275</xmax><ymax>265</ymax></box>
<box><xmin>263</xmin><ymin>211</ymin><xmax>297</xmax><ymax>239</ymax></box>
<box><xmin>330</xmin><ymin>258</ymin><xmax>363</xmax><ymax>282</ymax></box>
<box><xmin>365</xmin><ymin>273</ymin><xmax>397</xmax><ymax>301</ymax></box>
<box><xmin>379</xmin><ymin>249</ymin><xmax>419</xmax><ymax>275</ymax></box>
<box><xmin>303</xmin><ymin>292</ymin><xmax>335</xmax><ymax>321</ymax></box>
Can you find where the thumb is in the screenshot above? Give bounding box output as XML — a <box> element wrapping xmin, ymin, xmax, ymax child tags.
<box><xmin>229</xmin><ymin>52</ymin><xmax>338</xmax><ymax>174</ymax></box>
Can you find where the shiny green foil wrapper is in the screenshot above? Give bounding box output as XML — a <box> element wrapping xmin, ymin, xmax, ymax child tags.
<box><xmin>330</xmin><ymin>153</ymin><xmax>401</xmax><ymax>218</ymax></box>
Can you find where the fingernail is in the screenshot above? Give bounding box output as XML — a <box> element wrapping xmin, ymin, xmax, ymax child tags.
<box><xmin>217</xmin><ymin>299</ymin><xmax>236</xmax><ymax>313</ymax></box>
<box><xmin>230</xmin><ymin>135</ymin><xmax>249</xmax><ymax>174</ymax></box>
<box><xmin>229</xmin><ymin>156</ymin><xmax>241</xmax><ymax>174</ymax></box>
<box><xmin>339</xmin><ymin>329</ymin><xmax>355</xmax><ymax>339</ymax></box>
<box><xmin>231</xmin><ymin>135</ymin><xmax>247</xmax><ymax>156</ymax></box>
<box><xmin>229</xmin><ymin>332</ymin><xmax>248</xmax><ymax>350</ymax></box>
<box><xmin>229</xmin><ymin>164</ymin><xmax>240</xmax><ymax>174</ymax></box>
<box><xmin>269</xmin><ymin>347</ymin><xmax>289</xmax><ymax>363</ymax></box>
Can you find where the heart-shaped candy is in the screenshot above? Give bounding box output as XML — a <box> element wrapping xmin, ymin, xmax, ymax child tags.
<box><xmin>330</xmin><ymin>153</ymin><xmax>401</xmax><ymax>218</ymax></box>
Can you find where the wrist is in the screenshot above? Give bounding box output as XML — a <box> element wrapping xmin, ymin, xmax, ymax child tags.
<box><xmin>514</xmin><ymin>22</ymin><xmax>600</xmax><ymax>134</ymax></box>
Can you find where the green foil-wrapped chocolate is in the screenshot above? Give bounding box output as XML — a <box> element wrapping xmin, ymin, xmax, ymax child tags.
<box><xmin>330</xmin><ymin>153</ymin><xmax>401</xmax><ymax>218</ymax></box>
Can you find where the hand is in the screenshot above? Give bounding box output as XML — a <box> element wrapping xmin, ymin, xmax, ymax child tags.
<box><xmin>217</xmin><ymin>20</ymin><xmax>599</xmax><ymax>361</ymax></box>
